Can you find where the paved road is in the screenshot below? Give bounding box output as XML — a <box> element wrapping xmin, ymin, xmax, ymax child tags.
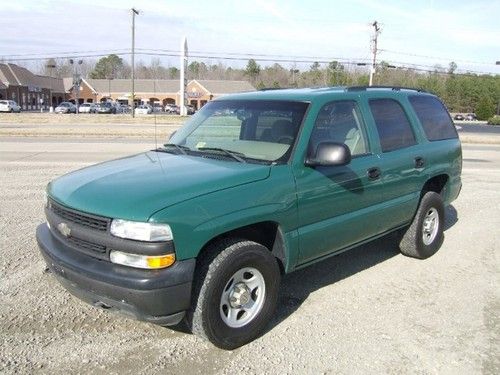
<box><xmin>1</xmin><ymin>137</ymin><xmax>499</xmax><ymax>374</ymax></box>
<box><xmin>455</xmin><ymin>122</ymin><xmax>500</xmax><ymax>135</ymax></box>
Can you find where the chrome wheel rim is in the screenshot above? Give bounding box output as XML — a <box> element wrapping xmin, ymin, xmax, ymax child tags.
<box><xmin>422</xmin><ymin>207</ymin><xmax>439</xmax><ymax>245</ymax></box>
<box><xmin>220</xmin><ymin>267</ymin><xmax>266</xmax><ymax>328</ymax></box>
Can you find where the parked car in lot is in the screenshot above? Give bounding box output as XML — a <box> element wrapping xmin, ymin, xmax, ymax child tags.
<box><xmin>134</xmin><ymin>104</ymin><xmax>152</xmax><ymax>115</ymax></box>
<box><xmin>120</xmin><ymin>104</ymin><xmax>131</xmax><ymax>113</ymax></box>
<box><xmin>78</xmin><ymin>103</ymin><xmax>98</xmax><ymax>114</ymax></box>
<box><xmin>0</xmin><ymin>100</ymin><xmax>21</xmax><ymax>113</ymax></box>
<box><xmin>465</xmin><ymin>113</ymin><xmax>477</xmax><ymax>121</ymax></box>
<box><xmin>152</xmin><ymin>103</ymin><xmax>163</xmax><ymax>113</ymax></box>
<box><xmin>453</xmin><ymin>114</ymin><xmax>464</xmax><ymax>121</ymax></box>
<box><xmin>54</xmin><ymin>102</ymin><xmax>77</xmax><ymax>114</ymax></box>
<box><xmin>165</xmin><ymin>104</ymin><xmax>180</xmax><ymax>114</ymax></box>
<box><xmin>97</xmin><ymin>102</ymin><xmax>117</xmax><ymax>114</ymax></box>
<box><xmin>37</xmin><ymin>86</ymin><xmax>462</xmax><ymax>350</ymax></box>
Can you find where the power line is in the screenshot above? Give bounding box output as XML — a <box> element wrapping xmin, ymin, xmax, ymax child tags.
<box><xmin>1</xmin><ymin>50</ymin><xmax>497</xmax><ymax>77</ymax></box>
<box><xmin>379</xmin><ymin>49</ymin><xmax>496</xmax><ymax>66</ymax></box>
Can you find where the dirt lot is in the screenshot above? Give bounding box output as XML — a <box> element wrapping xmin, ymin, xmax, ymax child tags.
<box><xmin>0</xmin><ymin>139</ymin><xmax>499</xmax><ymax>374</ymax></box>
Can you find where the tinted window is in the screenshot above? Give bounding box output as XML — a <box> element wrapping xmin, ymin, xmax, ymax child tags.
<box><xmin>409</xmin><ymin>95</ymin><xmax>458</xmax><ymax>141</ymax></box>
<box><xmin>310</xmin><ymin>100</ymin><xmax>368</xmax><ymax>156</ymax></box>
<box><xmin>369</xmin><ymin>99</ymin><xmax>416</xmax><ymax>152</ymax></box>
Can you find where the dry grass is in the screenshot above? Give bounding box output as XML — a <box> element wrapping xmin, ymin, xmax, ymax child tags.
<box><xmin>0</xmin><ymin>112</ymin><xmax>187</xmax><ymax>125</ymax></box>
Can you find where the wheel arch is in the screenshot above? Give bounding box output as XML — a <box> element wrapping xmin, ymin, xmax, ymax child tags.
<box><xmin>196</xmin><ymin>221</ymin><xmax>287</xmax><ymax>274</ymax></box>
<box><xmin>422</xmin><ymin>173</ymin><xmax>449</xmax><ymax>196</ymax></box>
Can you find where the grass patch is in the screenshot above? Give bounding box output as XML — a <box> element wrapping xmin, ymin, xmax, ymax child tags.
<box><xmin>0</xmin><ymin>112</ymin><xmax>188</xmax><ymax>125</ymax></box>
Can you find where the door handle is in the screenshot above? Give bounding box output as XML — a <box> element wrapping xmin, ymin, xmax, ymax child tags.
<box><xmin>415</xmin><ymin>157</ymin><xmax>425</xmax><ymax>168</ymax></box>
<box><xmin>367</xmin><ymin>167</ymin><xmax>381</xmax><ymax>180</ymax></box>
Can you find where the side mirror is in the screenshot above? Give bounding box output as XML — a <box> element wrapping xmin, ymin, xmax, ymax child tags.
<box><xmin>305</xmin><ymin>142</ymin><xmax>351</xmax><ymax>167</ymax></box>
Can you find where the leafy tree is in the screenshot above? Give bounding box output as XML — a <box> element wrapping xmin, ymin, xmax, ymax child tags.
<box><xmin>476</xmin><ymin>96</ymin><xmax>495</xmax><ymax>120</ymax></box>
<box><xmin>448</xmin><ymin>61</ymin><xmax>457</xmax><ymax>75</ymax></box>
<box><xmin>89</xmin><ymin>54</ymin><xmax>125</xmax><ymax>79</ymax></box>
<box><xmin>310</xmin><ymin>61</ymin><xmax>320</xmax><ymax>71</ymax></box>
<box><xmin>245</xmin><ymin>59</ymin><xmax>261</xmax><ymax>82</ymax></box>
<box><xmin>327</xmin><ymin>61</ymin><xmax>346</xmax><ymax>86</ymax></box>
<box><xmin>308</xmin><ymin>62</ymin><xmax>323</xmax><ymax>85</ymax></box>
<box><xmin>189</xmin><ymin>61</ymin><xmax>201</xmax><ymax>77</ymax></box>
<box><xmin>168</xmin><ymin>67</ymin><xmax>179</xmax><ymax>79</ymax></box>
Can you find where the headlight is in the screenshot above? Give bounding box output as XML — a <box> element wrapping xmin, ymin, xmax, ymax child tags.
<box><xmin>110</xmin><ymin>250</ymin><xmax>175</xmax><ymax>269</ymax></box>
<box><xmin>110</xmin><ymin>219</ymin><xmax>173</xmax><ymax>242</ymax></box>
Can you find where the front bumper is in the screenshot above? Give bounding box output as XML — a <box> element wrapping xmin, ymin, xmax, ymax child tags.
<box><xmin>37</xmin><ymin>223</ymin><xmax>195</xmax><ymax>326</ymax></box>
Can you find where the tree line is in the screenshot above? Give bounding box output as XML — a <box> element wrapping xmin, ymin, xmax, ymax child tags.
<box><xmin>38</xmin><ymin>55</ymin><xmax>499</xmax><ymax>120</ymax></box>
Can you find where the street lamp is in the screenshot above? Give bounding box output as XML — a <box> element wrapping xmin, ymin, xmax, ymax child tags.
<box><xmin>46</xmin><ymin>58</ymin><xmax>56</xmax><ymax>112</ymax></box>
<box><xmin>69</xmin><ymin>59</ymin><xmax>83</xmax><ymax>113</ymax></box>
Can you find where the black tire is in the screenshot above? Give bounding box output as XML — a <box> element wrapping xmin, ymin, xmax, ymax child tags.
<box><xmin>399</xmin><ymin>191</ymin><xmax>445</xmax><ymax>259</ymax></box>
<box><xmin>187</xmin><ymin>239</ymin><xmax>280</xmax><ymax>349</ymax></box>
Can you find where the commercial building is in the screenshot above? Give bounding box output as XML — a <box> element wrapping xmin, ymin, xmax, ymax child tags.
<box><xmin>0</xmin><ymin>63</ymin><xmax>255</xmax><ymax>111</ymax></box>
<box><xmin>0</xmin><ymin>63</ymin><xmax>66</xmax><ymax>110</ymax></box>
<box><xmin>67</xmin><ymin>79</ymin><xmax>255</xmax><ymax>110</ymax></box>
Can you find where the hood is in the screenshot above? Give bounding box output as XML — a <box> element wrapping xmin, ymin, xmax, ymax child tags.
<box><xmin>48</xmin><ymin>151</ymin><xmax>271</xmax><ymax>221</ymax></box>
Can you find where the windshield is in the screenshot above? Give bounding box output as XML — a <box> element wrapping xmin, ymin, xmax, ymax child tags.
<box><xmin>169</xmin><ymin>100</ymin><xmax>309</xmax><ymax>163</ymax></box>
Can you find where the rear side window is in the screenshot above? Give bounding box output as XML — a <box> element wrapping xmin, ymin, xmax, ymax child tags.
<box><xmin>409</xmin><ymin>95</ymin><xmax>458</xmax><ymax>141</ymax></box>
<box><xmin>369</xmin><ymin>99</ymin><xmax>416</xmax><ymax>152</ymax></box>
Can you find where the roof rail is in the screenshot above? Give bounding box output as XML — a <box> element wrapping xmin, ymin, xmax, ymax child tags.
<box><xmin>257</xmin><ymin>87</ymin><xmax>290</xmax><ymax>91</ymax></box>
<box><xmin>346</xmin><ymin>86</ymin><xmax>428</xmax><ymax>93</ymax></box>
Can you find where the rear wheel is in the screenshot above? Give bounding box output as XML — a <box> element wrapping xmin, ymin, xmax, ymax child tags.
<box><xmin>400</xmin><ymin>191</ymin><xmax>444</xmax><ymax>259</ymax></box>
<box><xmin>187</xmin><ymin>239</ymin><xmax>280</xmax><ymax>349</ymax></box>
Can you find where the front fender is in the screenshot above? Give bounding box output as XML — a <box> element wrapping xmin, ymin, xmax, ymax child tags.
<box><xmin>149</xmin><ymin>165</ymin><xmax>299</xmax><ymax>270</ymax></box>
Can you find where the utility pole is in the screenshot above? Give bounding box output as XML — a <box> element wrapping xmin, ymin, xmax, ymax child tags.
<box><xmin>131</xmin><ymin>8</ymin><xmax>139</xmax><ymax>118</ymax></box>
<box><xmin>180</xmin><ymin>37</ymin><xmax>188</xmax><ymax>116</ymax></box>
<box><xmin>369</xmin><ymin>21</ymin><xmax>381</xmax><ymax>86</ymax></box>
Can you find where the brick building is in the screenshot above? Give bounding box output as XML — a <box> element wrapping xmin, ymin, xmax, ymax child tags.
<box><xmin>67</xmin><ymin>79</ymin><xmax>255</xmax><ymax>110</ymax></box>
<box><xmin>0</xmin><ymin>63</ymin><xmax>255</xmax><ymax>111</ymax></box>
<box><xmin>0</xmin><ymin>63</ymin><xmax>66</xmax><ymax>110</ymax></box>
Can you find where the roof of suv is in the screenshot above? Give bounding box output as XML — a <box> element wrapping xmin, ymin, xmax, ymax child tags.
<box><xmin>216</xmin><ymin>86</ymin><xmax>433</xmax><ymax>102</ymax></box>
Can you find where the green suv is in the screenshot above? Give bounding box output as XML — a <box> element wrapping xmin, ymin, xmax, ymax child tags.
<box><xmin>37</xmin><ymin>86</ymin><xmax>462</xmax><ymax>349</ymax></box>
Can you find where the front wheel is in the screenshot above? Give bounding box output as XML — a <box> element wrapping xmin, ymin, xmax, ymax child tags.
<box><xmin>187</xmin><ymin>239</ymin><xmax>280</xmax><ymax>349</ymax></box>
<box><xmin>399</xmin><ymin>191</ymin><xmax>445</xmax><ymax>259</ymax></box>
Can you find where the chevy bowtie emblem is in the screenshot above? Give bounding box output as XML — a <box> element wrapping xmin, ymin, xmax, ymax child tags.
<box><xmin>57</xmin><ymin>222</ymin><xmax>71</xmax><ymax>237</ymax></box>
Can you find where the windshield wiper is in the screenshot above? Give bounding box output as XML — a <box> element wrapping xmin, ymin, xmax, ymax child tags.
<box><xmin>197</xmin><ymin>147</ymin><xmax>247</xmax><ymax>163</ymax></box>
<box><xmin>157</xmin><ymin>143</ymin><xmax>191</xmax><ymax>155</ymax></box>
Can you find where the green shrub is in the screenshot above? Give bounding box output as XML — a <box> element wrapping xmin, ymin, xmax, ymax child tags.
<box><xmin>487</xmin><ymin>115</ymin><xmax>500</xmax><ymax>125</ymax></box>
<box><xmin>476</xmin><ymin>96</ymin><xmax>495</xmax><ymax>120</ymax></box>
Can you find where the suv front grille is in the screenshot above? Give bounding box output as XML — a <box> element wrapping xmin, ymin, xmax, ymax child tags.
<box><xmin>49</xmin><ymin>199</ymin><xmax>110</xmax><ymax>231</ymax></box>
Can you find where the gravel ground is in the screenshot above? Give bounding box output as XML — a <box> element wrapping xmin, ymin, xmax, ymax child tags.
<box><xmin>0</xmin><ymin>143</ymin><xmax>499</xmax><ymax>374</ymax></box>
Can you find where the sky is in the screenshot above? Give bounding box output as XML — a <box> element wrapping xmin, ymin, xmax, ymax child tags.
<box><xmin>1</xmin><ymin>0</ymin><xmax>499</xmax><ymax>74</ymax></box>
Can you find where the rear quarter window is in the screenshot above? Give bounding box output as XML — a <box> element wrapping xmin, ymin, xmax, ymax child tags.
<box><xmin>409</xmin><ymin>95</ymin><xmax>458</xmax><ymax>141</ymax></box>
<box><xmin>369</xmin><ymin>98</ymin><xmax>416</xmax><ymax>152</ymax></box>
